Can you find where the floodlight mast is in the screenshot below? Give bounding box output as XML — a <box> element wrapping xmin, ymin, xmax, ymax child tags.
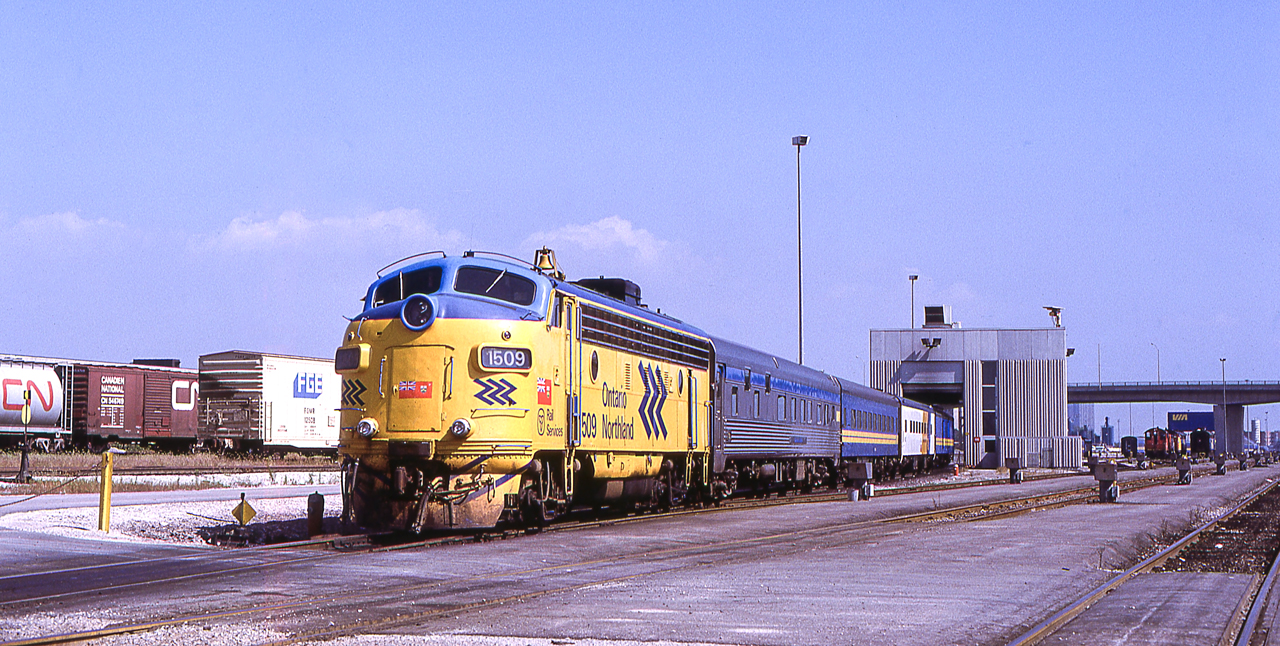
<box><xmin>793</xmin><ymin>135</ymin><xmax>808</xmax><ymax>364</ymax></box>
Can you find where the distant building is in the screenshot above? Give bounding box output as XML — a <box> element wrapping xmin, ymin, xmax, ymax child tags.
<box><xmin>1250</xmin><ymin>419</ymin><xmax>1261</xmax><ymax>444</ymax></box>
<box><xmin>1101</xmin><ymin>418</ymin><xmax>1116</xmax><ymax>446</ymax></box>
<box><xmin>871</xmin><ymin>306</ymin><xmax>1077</xmax><ymax>469</ymax></box>
<box><xmin>1069</xmin><ymin>403</ymin><xmax>1096</xmax><ymax>442</ymax></box>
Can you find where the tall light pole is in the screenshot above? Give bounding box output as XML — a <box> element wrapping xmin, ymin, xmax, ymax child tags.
<box><xmin>1150</xmin><ymin>342</ymin><xmax>1161</xmax><ymax>384</ymax></box>
<box><xmin>1221</xmin><ymin>358</ymin><xmax>1227</xmax><ymax>405</ymax></box>
<box><xmin>909</xmin><ymin>275</ymin><xmax>919</xmax><ymax>328</ymax></box>
<box><xmin>793</xmin><ymin>135</ymin><xmax>808</xmax><ymax>365</ymax></box>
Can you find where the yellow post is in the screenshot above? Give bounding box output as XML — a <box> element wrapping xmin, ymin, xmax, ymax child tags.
<box><xmin>97</xmin><ymin>448</ymin><xmax>122</xmax><ymax>532</ymax></box>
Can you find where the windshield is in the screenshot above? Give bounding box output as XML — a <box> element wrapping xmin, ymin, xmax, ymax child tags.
<box><xmin>371</xmin><ymin>266</ymin><xmax>443</xmax><ymax>307</ymax></box>
<box><xmin>455</xmin><ymin>266</ymin><xmax>537</xmax><ymax>306</ymax></box>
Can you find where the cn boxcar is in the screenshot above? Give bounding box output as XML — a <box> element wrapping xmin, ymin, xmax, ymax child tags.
<box><xmin>0</xmin><ymin>354</ymin><xmax>198</xmax><ymax>450</ymax></box>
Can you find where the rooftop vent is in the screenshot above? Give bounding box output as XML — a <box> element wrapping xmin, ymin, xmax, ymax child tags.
<box><xmin>133</xmin><ymin>358</ymin><xmax>182</xmax><ymax>368</ymax></box>
<box><xmin>574</xmin><ymin>277</ymin><xmax>643</xmax><ymax>307</ymax></box>
<box><xmin>923</xmin><ymin>305</ymin><xmax>954</xmax><ymax>329</ymax></box>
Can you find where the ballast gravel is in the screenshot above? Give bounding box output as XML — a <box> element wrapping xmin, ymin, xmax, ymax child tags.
<box><xmin>0</xmin><ymin>494</ymin><xmax>341</xmax><ymax>545</ymax></box>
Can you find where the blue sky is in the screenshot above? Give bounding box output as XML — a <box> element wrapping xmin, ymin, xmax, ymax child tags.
<box><xmin>2</xmin><ymin>3</ymin><xmax>1278</xmax><ymax>434</ymax></box>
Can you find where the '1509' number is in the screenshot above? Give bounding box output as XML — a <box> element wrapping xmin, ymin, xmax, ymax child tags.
<box><xmin>480</xmin><ymin>346</ymin><xmax>531</xmax><ymax>371</ymax></box>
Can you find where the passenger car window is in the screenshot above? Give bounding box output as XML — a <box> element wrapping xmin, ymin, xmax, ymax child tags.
<box><xmin>456</xmin><ymin>266</ymin><xmax>537</xmax><ymax>306</ymax></box>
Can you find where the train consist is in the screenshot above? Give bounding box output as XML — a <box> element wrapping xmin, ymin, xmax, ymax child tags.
<box><xmin>334</xmin><ymin>249</ymin><xmax>953</xmax><ymax>533</ymax></box>
<box><xmin>0</xmin><ymin>351</ymin><xmax>339</xmax><ymax>453</ymax></box>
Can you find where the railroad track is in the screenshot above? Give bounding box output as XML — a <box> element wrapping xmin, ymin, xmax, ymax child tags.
<box><xmin>1007</xmin><ymin>472</ymin><xmax>1280</xmax><ymax>646</ymax></box>
<box><xmin>0</xmin><ymin>469</ymin><xmax>1069</xmax><ymax>610</ymax></box>
<box><xmin>0</xmin><ymin>465</ymin><xmax>1192</xmax><ymax>646</ymax></box>
<box><xmin>0</xmin><ymin>463</ymin><xmax>339</xmax><ymax>479</ymax></box>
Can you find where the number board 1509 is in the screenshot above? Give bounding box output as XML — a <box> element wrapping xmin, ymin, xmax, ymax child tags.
<box><xmin>480</xmin><ymin>346</ymin><xmax>532</xmax><ymax>372</ymax></box>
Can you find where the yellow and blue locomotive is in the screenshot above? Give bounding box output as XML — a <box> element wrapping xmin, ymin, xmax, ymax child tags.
<box><xmin>335</xmin><ymin>248</ymin><xmax>952</xmax><ymax>533</ymax></box>
<box><xmin>334</xmin><ymin>249</ymin><xmax>714</xmax><ymax>532</ymax></box>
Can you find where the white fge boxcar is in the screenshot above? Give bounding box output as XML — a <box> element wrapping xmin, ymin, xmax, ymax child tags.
<box><xmin>199</xmin><ymin>350</ymin><xmax>340</xmax><ymax>452</ymax></box>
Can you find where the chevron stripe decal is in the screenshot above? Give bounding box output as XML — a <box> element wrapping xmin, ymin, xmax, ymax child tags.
<box><xmin>655</xmin><ymin>366</ymin><xmax>668</xmax><ymax>440</ymax></box>
<box><xmin>638</xmin><ymin>363</ymin><xmax>653</xmax><ymax>439</ymax></box>
<box><xmin>474</xmin><ymin>378</ymin><xmax>517</xmax><ymax>406</ymax></box>
<box><xmin>636</xmin><ymin>362</ymin><xmax>669</xmax><ymax>441</ymax></box>
<box><xmin>342</xmin><ymin>379</ymin><xmax>367</xmax><ymax>407</ymax></box>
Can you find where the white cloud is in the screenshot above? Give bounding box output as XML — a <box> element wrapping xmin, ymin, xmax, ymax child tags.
<box><xmin>200</xmin><ymin>208</ymin><xmax>465</xmax><ymax>252</ymax></box>
<box><xmin>12</xmin><ymin>211</ymin><xmax>125</xmax><ymax>235</ymax></box>
<box><xmin>523</xmin><ymin>216</ymin><xmax>667</xmax><ymax>262</ymax></box>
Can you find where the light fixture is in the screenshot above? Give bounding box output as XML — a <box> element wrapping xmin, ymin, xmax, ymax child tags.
<box><xmin>910</xmin><ymin>275</ymin><xmax>919</xmax><ymax>328</ymax></box>
<box><xmin>1044</xmin><ymin>306</ymin><xmax>1062</xmax><ymax>327</ymax></box>
<box><xmin>450</xmin><ymin>418</ymin><xmax>473</xmax><ymax>439</ymax></box>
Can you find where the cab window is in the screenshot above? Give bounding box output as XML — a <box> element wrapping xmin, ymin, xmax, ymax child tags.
<box><xmin>372</xmin><ymin>266</ymin><xmax>442</xmax><ymax>307</ymax></box>
<box><xmin>456</xmin><ymin>266</ymin><xmax>537</xmax><ymax>306</ymax></box>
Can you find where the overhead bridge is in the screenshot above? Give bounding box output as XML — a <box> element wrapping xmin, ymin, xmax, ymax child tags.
<box><xmin>1067</xmin><ymin>381</ymin><xmax>1280</xmax><ymax>455</ymax></box>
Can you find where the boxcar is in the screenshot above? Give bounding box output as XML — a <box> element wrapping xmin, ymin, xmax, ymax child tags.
<box><xmin>0</xmin><ymin>354</ymin><xmax>198</xmax><ymax>450</ymax></box>
<box><xmin>199</xmin><ymin>350</ymin><xmax>341</xmax><ymax>453</ymax></box>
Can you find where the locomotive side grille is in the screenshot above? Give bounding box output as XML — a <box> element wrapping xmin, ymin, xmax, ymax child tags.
<box><xmin>579</xmin><ymin>304</ymin><xmax>711</xmax><ymax>370</ymax></box>
<box><xmin>625</xmin><ymin>363</ymin><xmax>632</xmax><ymax>390</ymax></box>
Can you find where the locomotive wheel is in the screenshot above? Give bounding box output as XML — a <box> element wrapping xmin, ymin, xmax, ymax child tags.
<box><xmin>350</xmin><ymin>465</ymin><xmax>400</xmax><ymax>531</ymax></box>
<box><xmin>519</xmin><ymin>487</ymin><xmax>549</xmax><ymax>527</ymax></box>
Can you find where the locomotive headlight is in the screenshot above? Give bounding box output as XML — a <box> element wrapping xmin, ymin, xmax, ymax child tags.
<box><xmin>400</xmin><ymin>294</ymin><xmax>437</xmax><ymax>331</ymax></box>
<box><xmin>356</xmin><ymin>418</ymin><xmax>379</xmax><ymax>438</ymax></box>
<box><xmin>449</xmin><ymin>418</ymin><xmax>472</xmax><ymax>439</ymax></box>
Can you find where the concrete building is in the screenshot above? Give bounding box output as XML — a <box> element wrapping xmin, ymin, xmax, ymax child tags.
<box><xmin>870</xmin><ymin>307</ymin><xmax>1078</xmax><ymax>469</ymax></box>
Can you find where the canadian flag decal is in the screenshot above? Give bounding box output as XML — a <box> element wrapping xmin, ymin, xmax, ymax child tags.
<box><xmin>537</xmin><ymin>377</ymin><xmax>552</xmax><ymax>405</ymax></box>
<box><xmin>397</xmin><ymin>380</ymin><xmax>433</xmax><ymax>399</ymax></box>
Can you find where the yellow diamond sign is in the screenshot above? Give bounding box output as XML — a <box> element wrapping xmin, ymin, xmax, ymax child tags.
<box><xmin>232</xmin><ymin>493</ymin><xmax>256</xmax><ymax>526</ymax></box>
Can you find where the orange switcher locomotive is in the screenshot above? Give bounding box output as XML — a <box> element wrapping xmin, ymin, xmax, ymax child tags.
<box><xmin>335</xmin><ymin>249</ymin><xmax>714</xmax><ymax>532</ymax></box>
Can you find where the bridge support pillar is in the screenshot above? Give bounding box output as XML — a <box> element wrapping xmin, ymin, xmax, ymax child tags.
<box><xmin>1214</xmin><ymin>404</ymin><xmax>1245</xmax><ymax>456</ymax></box>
